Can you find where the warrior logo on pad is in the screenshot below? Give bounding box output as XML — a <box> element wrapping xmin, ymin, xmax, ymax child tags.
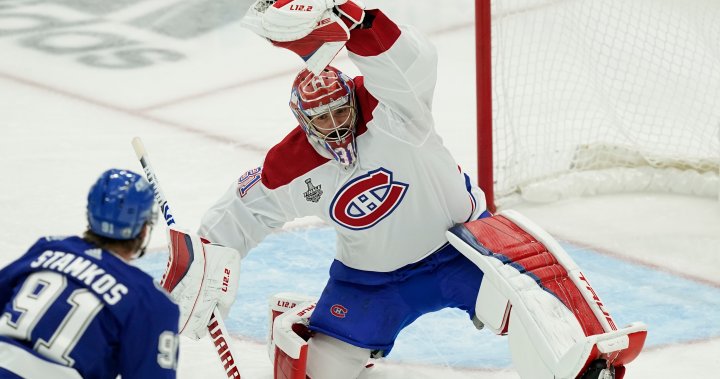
<box><xmin>330</xmin><ymin>168</ymin><xmax>408</xmax><ymax>230</ymax></box>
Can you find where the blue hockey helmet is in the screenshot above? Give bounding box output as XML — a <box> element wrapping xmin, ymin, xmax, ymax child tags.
<box><xmin>87</xmin><ymin>169</ymin><xmax>155</xmax><ymax>240</ymax></box>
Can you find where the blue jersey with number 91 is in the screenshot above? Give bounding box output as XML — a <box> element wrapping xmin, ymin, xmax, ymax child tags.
<box><xmin>0</xmin><ymin>236</ymin><xmax>179</xmax><ymax>379</ymax></box>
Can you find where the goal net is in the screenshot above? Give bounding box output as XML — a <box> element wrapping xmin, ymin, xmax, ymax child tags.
<box><xmin>478</xmin><ymin>0</ymin><xmax>720</xmax><ymax>209</ymax></box>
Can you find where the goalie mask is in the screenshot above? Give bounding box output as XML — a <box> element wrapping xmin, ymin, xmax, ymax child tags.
<box><xmin>290</xmin><ymin>66</ymin><xmax>358</xmax><ymax>168</ymax></box>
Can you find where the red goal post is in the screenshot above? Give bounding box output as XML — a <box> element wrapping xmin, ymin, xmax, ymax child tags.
<box><xmin>476</xmin><ymin>0</ymin><xmax>720</xmax><ymax>212</ymax></box>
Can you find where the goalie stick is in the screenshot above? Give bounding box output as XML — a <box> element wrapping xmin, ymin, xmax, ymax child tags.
<box><xmin>131</xmin><ymin>137</ymin><xmax>242</xmax><ymax>379</ymax></box>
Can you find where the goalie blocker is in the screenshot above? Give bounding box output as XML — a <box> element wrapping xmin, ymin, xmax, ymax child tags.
<box><xmin>447</xmin><ymin>210</ymin><xmax>647</xmax><ymax>379</ymax></box>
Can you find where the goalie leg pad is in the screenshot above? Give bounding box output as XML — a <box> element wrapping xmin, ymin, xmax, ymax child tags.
<box><xmin>270</xmin><ymin>300</ymin><xmax>317</xmax><ymax>379</ymax></box>
<box><xmin>269</xmin><ymin>295</ymin><xmax>371</xmax><ymax>379</ymax></box>
<box><xmin>474</xmin><ymin>272</ymin><xmax>512</xmax><ymax>334</ymax></box>
<box><xmin>447</xmin><ymin>210</ymin><xmax>647</xmax><ymax>378</ymax></box>
<box><xmin>268</xmin><ymin>292</ymin><xmax>318</xmax><ymax>362</ymax></box>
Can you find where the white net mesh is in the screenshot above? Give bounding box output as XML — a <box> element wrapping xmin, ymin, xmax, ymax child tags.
<box><xmin>490</xmin><ymin>0</ymin><xmax>720</xmax><ymax>206</ymax></box>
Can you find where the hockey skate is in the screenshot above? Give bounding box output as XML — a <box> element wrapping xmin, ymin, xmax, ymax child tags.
<box><xmin>580</xmin><ymin>359</ymin><xmax>626</xmax><ymax>379</ymax></box>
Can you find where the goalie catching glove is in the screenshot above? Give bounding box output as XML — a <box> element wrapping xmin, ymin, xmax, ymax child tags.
<box><xmin>242</xmin><ymin>0</ymin><xmax>365</xmax><ymax>75</ymax></box>
<box><xmin>161</xmin><ymin>227</ymin><xmax>241</xmax><ymax>340</ymax></box>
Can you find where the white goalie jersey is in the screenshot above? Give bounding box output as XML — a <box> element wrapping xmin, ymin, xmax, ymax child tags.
<box><xmin>199</xmin><ymin>10</ymin><xmax>485</xmax><ymax>272</ymax></box>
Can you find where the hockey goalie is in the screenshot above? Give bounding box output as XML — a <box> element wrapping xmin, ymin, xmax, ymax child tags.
<box><xmin>160</xmin><ymin>0</ymin><xmax>647</xmax><ymax>377</ymax></box>
<box><xmin>268</xmin><ymin>210</ymin><xmax>647</xmax><ymax>379</ymax></box>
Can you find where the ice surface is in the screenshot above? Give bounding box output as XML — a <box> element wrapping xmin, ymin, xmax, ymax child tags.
<box><xmin>1</xmin><ymin>1</ymin><xmax>718</xmax><ymax>378</ymax></box>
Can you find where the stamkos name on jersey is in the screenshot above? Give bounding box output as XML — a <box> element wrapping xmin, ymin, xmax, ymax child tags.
<box><xmin>30</xmin><ymin>250</ymin><xmax>128</xmax><ymax>305</ymax></box>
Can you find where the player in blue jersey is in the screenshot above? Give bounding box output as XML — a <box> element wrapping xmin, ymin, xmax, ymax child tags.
<box><xmin>0</xmin><ymin>169</ymin><xmax>179</xmax><ymax>379</ymax></box>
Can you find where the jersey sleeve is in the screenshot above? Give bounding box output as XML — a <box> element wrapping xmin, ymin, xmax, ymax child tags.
<box><xmin>119</xmin><ymin>294</ymin><xmax>179</xmax><ymax>379</ymax></box>
<box><xmin>0</xmin><ymin>262</ymin><xmax>18</xmax><ymax>310</ymax></box>
<box><xmin>346</xmin><ymin>9</ymin><xmax>438</xmax><ymax>140</ymax></box>
<box><xmin>199</xmin><ymin>167</ymin><xmax>295</xmax><ymax>258</ymax></box>
<box><xmin>0</xmin><ymin>238</ymin><xmax>46</xmax><ymax>306</ymax></box>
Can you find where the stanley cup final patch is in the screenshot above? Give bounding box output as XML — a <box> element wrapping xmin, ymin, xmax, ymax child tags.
<box><xmin>304</xmin><ymin>178</ymin><xmax>323</xmax><ymax>202</ymax></box>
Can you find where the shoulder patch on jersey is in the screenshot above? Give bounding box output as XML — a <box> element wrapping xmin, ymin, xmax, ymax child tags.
<box><xmin>261</xmin><ymin>127</ymin><xmax>330</xmax><ymax>190</ymax></box>
<box><xmin>238</xmin><ymin>167</ymin><xmax>262</xmax><ymax>197</ymax></box>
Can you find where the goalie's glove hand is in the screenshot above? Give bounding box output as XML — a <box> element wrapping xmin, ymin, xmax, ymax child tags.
<box><xmin>162</xmin><ymin>227</ymin><xmax>241</xmax><ymax>340</ymax></box>
<box><xmin>243</xmin><ymin>0</ymin><xmax>365</xmax><ymax>40</ymax></box>
<box><xmin>242</xmin><ymin>0</ymin><xmax>365</xmax><ymax>75</ymax></box>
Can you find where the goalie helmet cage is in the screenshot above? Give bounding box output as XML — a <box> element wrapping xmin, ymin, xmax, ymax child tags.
<box><xmin>475</xmin><ymin>0</ymin><xmax>720</xmax><ymax>212</ymax></box>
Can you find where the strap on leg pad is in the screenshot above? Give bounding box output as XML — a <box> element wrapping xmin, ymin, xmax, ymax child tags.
<box><xmin>447</xmin><ymin>210</ymin><xmax>647</xmax><ymax>379</ymax></box>
<box><xmin>268</xmin><ymin>293</ymin><xmax>317</xmax><ymax>379</ymax></box>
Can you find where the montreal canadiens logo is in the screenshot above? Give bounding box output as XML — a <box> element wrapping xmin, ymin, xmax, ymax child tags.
<box><xmin>330</xmin><ymin>168</ymin><xmax>409</xmax><ymax>230</ymax></box>
<box><xmin>331</xmin><ymin>304</ymin><xmax>348</xmax><ymax>318</ymax></box>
